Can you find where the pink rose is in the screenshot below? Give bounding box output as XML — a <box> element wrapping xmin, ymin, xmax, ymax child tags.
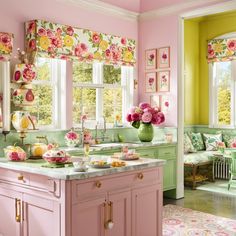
<box><xmin>105</xmin><ymin>49</ymin><xmax>111</xmax><ymax>59</ymax></box>
<box><xmin>23</xmin><ymin>66</ymin><xmax>36</xmax><ymax>82</ymax></box>
<box><xmin>0</xmin><ymin>34</ymin><xmax>11</xmax><ymax>45</ymax></box>
<box><xmin>67</xmin><ymin>132</ymin><xmax>78</xmax><ymax>140</ymax></box>
<box><xmin>139</xmin><ymin>102</ymin><xmax>150</xmax><ymax>110</ymax></box>
<box><xmin>28</xmin><ymin>39</ymin><xmax>36</xmax><ymax>50</ymax></box>
<box><xmin>131</xmin><ymin>113</ymin><xmax>140</xmax><ymax>122</ymax></box>
<box><xmin>57</xmin><ymin>28</ymin><xmax>62</xmax><ymax>35</ymax></box>
<box><xmin>142</xmin><ymin>112</ymin><xmax>152</xmax><ymax>123</ymax></box>
<box><xmin>110</xmin><ymin>44</ymin><xmax>117</xmax><ymax>52</ymax></box>
<box><xmin>144</xmin><ymin>107</ymin><xmax>155</xmax><ymax>114</ymax></box>
<box><xmin>126</xmin><ymin>114</ymin><xmax>132</xmax><ymax>122</ymax></box>
<box><xmin>92</xmin><ymin>32</ymin><xmax>100</xmax><ymax>44</ymax></box>
<box><xmin>14</xmin><ymin>71</ymin><xmax>21</xmax><ymax>81</ymax></box>
<box><xmin>231</xmin><ymin>141</ymin><xmax>236</xmax><ymax>148</ymax></box>
<box><xmin>47</xmin><ymin>29</ymin><xmax>54</xmax><ymax>38</ymax></box>
<box><xmin>87</xmin><ymin>53</ymin><xmax>94</xmax><ymax>61</ymax></box>
<box><xmin>121</xmin><ymin>38</ymin><xmax>126</xmax><ymax>45</ymax></box>
<box><xmin>51</xmin><ymin>37</ymin><xmax>62</xmax><ymax>48</ymax></box>
<box><xmin>152</xmin><ymin>112</ymin><xmax>165</xmax><ymax>125</ymax></box>
<box><xmin>227</xmin><ymin>40</ymin><xmax>236</xmax><ymax>51</ymax></box>
<box><xmin>27</xmin><ymin>21</ymin><xmax>35</xmax><ymax>33</ymax></box>
<box><xmin>162</xmin><ymin>53</ymin><xmax>167</xmax><ymax>60</ymax></box>
<box><xmin>66</xmin><ymin>26</ymin><xmax>74</xmax><ymax>36</ymax></box>
<box><xmin>164</xmin><ymin>101</ymin><xmax>169</xmax><ymax>107</ymax></box>
<box><xmin>74</xmin><ymin>43</ymin><xmax>88</xmax><ymax>56</ymax></box>
<box><xmin>38</xmin><ymin>28</ymin><xmax>47</xmax><ymax>36</ymax></box>
<box><xmin>129</xmin><ymin>106</ymin><xmax>137</xmax><ymax>114</ymax></box>
<box><xmin>128</xmin><ymin>46</ymin><xmax>133</xmax><ymax>52</ymax></box>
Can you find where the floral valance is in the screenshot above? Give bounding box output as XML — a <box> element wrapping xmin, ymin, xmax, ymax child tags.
<box><xmin>25</xmin><ymin>20</ymin><xmax>136</xmax><ymax>66</ymax></box>
<box><xmin>0</xmin><ymin>32</ymin><xmax>13</xmax><ymax>61</ymax></box>
<box><xmin>207</xmin><ymin>38</ymin><xmax>236</xmax><ymax>63</ymax></box>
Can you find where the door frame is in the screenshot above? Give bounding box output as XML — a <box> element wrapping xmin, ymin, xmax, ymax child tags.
<box><xmin>177</xmin><ymin>0</ymin><xmax>236</xmax><ymax>199</ymax></box>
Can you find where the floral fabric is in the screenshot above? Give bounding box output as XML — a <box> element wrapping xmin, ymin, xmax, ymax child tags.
<box><xmin>208</xmin><ymin>38</ymin><xmax>236</xmax><ymax>63</ymax></box>
<box><xmin>25</xmin><ymin>20</ymin><xmax>136</xmax><ymax>66</ymax></box>
<box><xmin>223</xmin><ymin>134</ymin><xmax>236</xmax><ymax>148</ymax></box>
<box><xmin>203</xmin><ymin>133</ymin><xmax>222</xmax><ymax>151</ymax></box>
<box><xmin>184</xmin><ymin>133</ymin><xmax>196</xmax><ymax>153</ymax></box>
<box><xmin>0</xmin><ymin>32</ymin><xmax>13</xmax><ymax>61</ymax></box>
<box><xmin>190</xmin><ymin>132</ymin><xmax>205</xmax><ymax>151</ymax></box>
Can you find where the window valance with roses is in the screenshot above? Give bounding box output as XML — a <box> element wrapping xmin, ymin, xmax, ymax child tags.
<box><xmin>0</xmin><ymin>32</ymin><xmax>13</xmax><ymax>61</ymax></box>
<box><xmin>25</xmin><ymin>20</ymin><xmax>136</xmax><ymax>66</ymax></box>
<box><xmin>207</xmin><ymin>38</ymin><xmax>236</xmax><ymax>63</ymax></box>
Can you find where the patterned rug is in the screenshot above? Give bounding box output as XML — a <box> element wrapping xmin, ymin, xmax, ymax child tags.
<box><xmin>163</xmin><ymin>204</ymin><xmax>236</xmax><ymax>236</ymax></box>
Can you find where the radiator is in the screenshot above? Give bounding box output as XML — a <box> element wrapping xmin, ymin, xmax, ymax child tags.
<box><xmin>214</xmin><ymin>160</ymin><xmax>231</xmax><ymax>180</ymax></box>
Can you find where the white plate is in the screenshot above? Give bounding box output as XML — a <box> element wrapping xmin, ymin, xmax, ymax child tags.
<box><xmin>90</xmin><ymin>164</ymin><xmax>111</xmax><ymax>169</ymax></box>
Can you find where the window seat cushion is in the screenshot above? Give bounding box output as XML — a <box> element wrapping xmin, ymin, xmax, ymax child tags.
<box><xmin>184</xmin><ymin>151</ymin><xmax>218</xmax><ymax>164</ymax></box>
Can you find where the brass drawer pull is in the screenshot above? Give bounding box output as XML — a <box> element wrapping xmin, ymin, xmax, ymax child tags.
<box><xmin>15</xmin><ymin>199</ymin><xmax>21</xmax><ymax>223</ymax></box>
<box><xmin>95</xmin><ymin>181</ymin><xmax>102</xmax><ymax>188</ymax></box>
<box><xmin>138</xmin><ymin>173</ymin><xmax>144</xmax><ymax>180</ymax></box>
<box><xmin>17</xmin><ymin>174</ymin><xmax>24</xmax><ymax>181</ymax></box>
<box><xmin>105</xmin><ymin>201</ymin><xmax>114</xmax><ymax>230</ymax></box>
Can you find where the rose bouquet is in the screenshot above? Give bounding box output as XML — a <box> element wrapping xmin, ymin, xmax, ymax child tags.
<box><xmin>126</xmin><ymin>102</ymin><xmax>165</xmax><ymax>128</ymax></box>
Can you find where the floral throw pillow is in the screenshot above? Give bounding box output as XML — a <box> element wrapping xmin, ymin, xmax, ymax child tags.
<box><xmin>190</xmin><ymin>132</ymin><xmax>205</xmax><ymax>151</ymax></box>
<box><xmin>203</xmin><ymin>133</ymin><xmax>222</xmax><ymax>151</ymax></box>
<box><xmin>223</xmin><ymin>134</ymin><xmax>236</xmax><ymax>148</ymax></box>
<box><xmin>184</xmin><ymin>133</ymin><xmax>196</xmax><ymax>153</ymax></box>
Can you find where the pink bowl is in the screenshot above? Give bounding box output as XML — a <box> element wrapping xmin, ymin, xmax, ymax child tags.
<box><xmin>42</xmin><ymin>149</ymin><xmax>70</xmax><ymax>164</ymax></box>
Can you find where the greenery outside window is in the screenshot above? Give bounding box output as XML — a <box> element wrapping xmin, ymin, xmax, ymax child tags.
<box><xmin>209</xmin><ymin>60</ymin><xmax>236</xmax><ymax>128</ymax></box>
<box><xmin>27</xmin><ymin>58</ymin><xmax>66</xmax><ymax>129</ymax></box>
<box><xmin>72</xmin><ymin>62</ymin><xmax>133</xmax><ymax>126</ymax></box>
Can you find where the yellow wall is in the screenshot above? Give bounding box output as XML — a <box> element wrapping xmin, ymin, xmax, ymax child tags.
<box><xmin>184</xmin><ymin>11</ymin><xmax>236</xmax><ymax>125</ymax></box>
<box><xmin>184</xmin><ymin>21</ymin><xmax>199</xmax><ymax>125</ymax></box>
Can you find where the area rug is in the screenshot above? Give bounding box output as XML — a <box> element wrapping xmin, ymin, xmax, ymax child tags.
<box><xmin>196</xmin><ymin>180</ymin><xmax>236</xmax><ymax>196</ymax></box>
<box><xmin>163</xmin><ymin>204</ymin><xmax>236</xmax><ymax>236</ymax></box>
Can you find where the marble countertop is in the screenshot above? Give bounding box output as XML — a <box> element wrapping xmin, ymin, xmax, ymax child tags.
<box><xmin>0</xmin><ymin>158</ymin><xmax>166</xmax><ymax>180</ymax></box>
<box><xmin>64</xmin><ymin>141</ymin><xmax>177</xmax><ymax>153</ymax></box>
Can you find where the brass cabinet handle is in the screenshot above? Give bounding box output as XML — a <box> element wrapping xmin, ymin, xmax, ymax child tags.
<box><xmin>105</xmin><ymin>201</ymin><xmax>114</xmax><ymax>230</ymax></box>
<box><xmin>138</xmin><ymin>173</ymin><xmax>144</xmax><ymax>180</ymax></box>
<box><xmin>15</xmin><ymin>199</ymin><xmax>21</xmax><ymax>223</ymax></box>
<box><xmin>95</xmin><ymin>181</ymin><xmax>102</xmax><ymax>188</ymax></box>
<box><xmin>17</xmin><ymin>174</ymin><xmax>24</xmax><ymax>181</ymax></box>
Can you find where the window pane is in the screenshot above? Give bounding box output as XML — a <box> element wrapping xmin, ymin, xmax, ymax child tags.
<box><xmin>27</xmin><ymin>85</ymin><xmax>52</xmax><ymax>126</ymax></box>
<box><xmin>103</xmin><ymin>88</ymin><xmax>122</xmax><ymax>123</ymax></box>
<box><xmin>73</xmin><ymin>62</ymin><xmax>93</xmax><ymax>83</ymax></box>
<box><xmin>103</xmin><ymin>65</ymin><xmax>121</xmax><ymax>84</ymax></box>
<box><xmin>35</xmin><ymin>58</ymin><xmax>51</xmax><ymax>81</ymax></box>
<box><xmin>215</xmin><ymin>62</ymin><xmax>231</xmax><ymax>125</ymax></box>
<box><xmin>73</xmin><ymin>87</ymin><xmax>96</xmax><ymax>123</ymax></box>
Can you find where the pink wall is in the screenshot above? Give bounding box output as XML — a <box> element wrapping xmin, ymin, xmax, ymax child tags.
<box><xmin>0</xmin><ymin>0</ymin><xmax>138</xmax><ymax>55</ymax></box>
<box><xmin>138</xmin><ymin>15</ymin><xmax>178</xmax><ymax>126</ymax></box>
<box><xmin>99</xmin><ymin>0</ymin><xmax>140</xmax><ymax>12</ymax></box>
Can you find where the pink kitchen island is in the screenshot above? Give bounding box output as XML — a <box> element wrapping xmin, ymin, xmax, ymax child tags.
<box><xmin>0</xmin><ymin>157</ymin><xmax>165</xmax><ymax>236</ymax></box>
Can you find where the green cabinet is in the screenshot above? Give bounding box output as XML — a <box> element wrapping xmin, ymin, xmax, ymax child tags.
<box><xmin>135</xmin><ymin>145</ymin><xmax>176</xmax><ymax>192</ymax></box>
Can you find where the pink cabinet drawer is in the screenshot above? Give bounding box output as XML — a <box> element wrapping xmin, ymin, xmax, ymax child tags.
<box><xmin>30</xmin><ymin>174</ymin><xmax>61</xmax><ymax>196</ymax></box>
<box><xmin>0</xmin><ymin>168</ymin><xmax>30</xmax><ymax>186</ymax></box>
<box><xmin>72</xmin><ymin>167</ymin><xmax>161</xmax><ymax>203</ymax></box>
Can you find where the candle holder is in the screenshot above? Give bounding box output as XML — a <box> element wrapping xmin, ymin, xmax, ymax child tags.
<box><xmin>2</xmin><ymin>130</ymin><xmax>10</xmax><ymax>142</ymax></box>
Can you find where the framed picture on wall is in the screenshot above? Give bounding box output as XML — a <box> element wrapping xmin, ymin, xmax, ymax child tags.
<box><xmin>160</xmin><ymin>95</ymin><xmax>171</xmax><ymax>113</ymax></box>
<box><xmin>157</xmin><ymin>71</ymin><xmax>170</xmax><ymax>92</ymax></box>
<box><xmin>157</xmin><ymin>46</ymin><xmax>170</xmax><ymax>69</ymax></box>
<box><xmin>150</xmin><ymin>95</ymin><xmax>161</xmax><ymax>108</ymax></box>
<box><xmin>145</xmin><ymin>72</ymin><xmax>157</xmax><ymax>93</ymax></box>
<box><xmin>145</xmin><ymin>49</ymin><xmax>157</xmax><ymax>70</ymax></box>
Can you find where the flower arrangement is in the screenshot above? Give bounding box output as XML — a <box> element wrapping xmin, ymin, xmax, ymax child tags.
<box><xmin>65</xmin><ymin>128</ymin><xmax>80</xmax><ymax>147</ymax></box>
<box><xmin>217</xmin><ymin>141</ymin><xmax>226</xmax><ymax>153</ymax></box>
<box><xmin>83</xmin><ymin>129</ymin><xmax>92</xmax><ymax>144</ymax></box>
<box><xmin>126</xmin><ymin>102</ymin><xmax>165</xmax><ymax>128</ymax></box>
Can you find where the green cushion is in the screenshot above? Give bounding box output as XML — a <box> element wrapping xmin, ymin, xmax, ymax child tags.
<box><xmin>184</xmin><ymin>133</ymin><xmax>196</xmax><ymax>153</ymax></box>
<box><xmin>223</xmin><ymin>134</ymin><xmax>236</xmax><ymax>148</ymax></box>
<box><xmin>203</xmin><ymin>133</ymin><xmax>222</xmax><ymax>151</ymax></box>
<box><xmin>190</xmin><ymin>132</ymin><xmax>205</xmax><ymax>151</ymax></box>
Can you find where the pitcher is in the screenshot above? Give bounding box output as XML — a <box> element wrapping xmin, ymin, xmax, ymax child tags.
<box><xmin>11</xmin><ymin>111</ymin><xmax>35</xmax><ymax>131</ymax></box>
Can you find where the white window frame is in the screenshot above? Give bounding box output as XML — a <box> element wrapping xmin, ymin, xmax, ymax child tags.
<box><xmin>32</xmin><ymin>58</ymin><xmax>66</xmax><ymax>130</ymax></box>
<box><xmin>72</xmin><ymin>62</ymin><xmax>134</xmax><ymax>127</ymax></box>
<box><xmin>209</xmin><ymin>32</ymin><xmax>236</xmax><ymax>128</ymax></box>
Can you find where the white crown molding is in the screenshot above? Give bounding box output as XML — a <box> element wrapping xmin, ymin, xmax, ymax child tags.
<box><xmin>139</xmin><ymin>0</ymin><xmax>226</xmax><ymax>21</ymax></box>
<box><xmin>56</xmin><ymin>0</ymin><xmax>139</xmax><ymax>22</ymax></box>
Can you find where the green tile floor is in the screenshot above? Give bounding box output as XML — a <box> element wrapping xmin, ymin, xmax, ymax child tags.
<box><xmin>164</xmin><ymin>181</ymin><xmax>236</xmax><ymax>220</ymax></box>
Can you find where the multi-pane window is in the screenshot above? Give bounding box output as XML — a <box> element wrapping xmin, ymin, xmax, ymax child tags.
<box><xmin>72</xmin><ymin>62</ymin><xmax>133</xmax><ymax>126</ymax></box>
<box><xmin>210</xmin><ymin>61</ymin><xmax>235</xmax><ymax>127</ymax></box>
<box><xmin>27</xmin><ymin>58</ymin><xmax>66</xmax><ymax>129</ymax></box>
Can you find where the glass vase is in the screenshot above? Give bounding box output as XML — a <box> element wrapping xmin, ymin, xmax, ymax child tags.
<box><xmin>138</xmin><ymin>123</ymin><xmax>154</xmax><ymax>142</ymax></box>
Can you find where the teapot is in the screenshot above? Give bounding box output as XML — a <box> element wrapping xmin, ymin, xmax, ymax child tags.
<box><xmin>30</xmin><ymin>136</ymin><xmax>48</xmax><ymax>159</ymax></box>
<box><xmin>11</xmin><ymin>111</ymin><xmax>35</xmax><ymax>132</ymax></box>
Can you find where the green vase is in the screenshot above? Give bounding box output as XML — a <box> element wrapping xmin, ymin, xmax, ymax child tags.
<box><xmin>138</xmin><ymin>123</ymin><xmax>154</xmax><ymax>142</ymax></box>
